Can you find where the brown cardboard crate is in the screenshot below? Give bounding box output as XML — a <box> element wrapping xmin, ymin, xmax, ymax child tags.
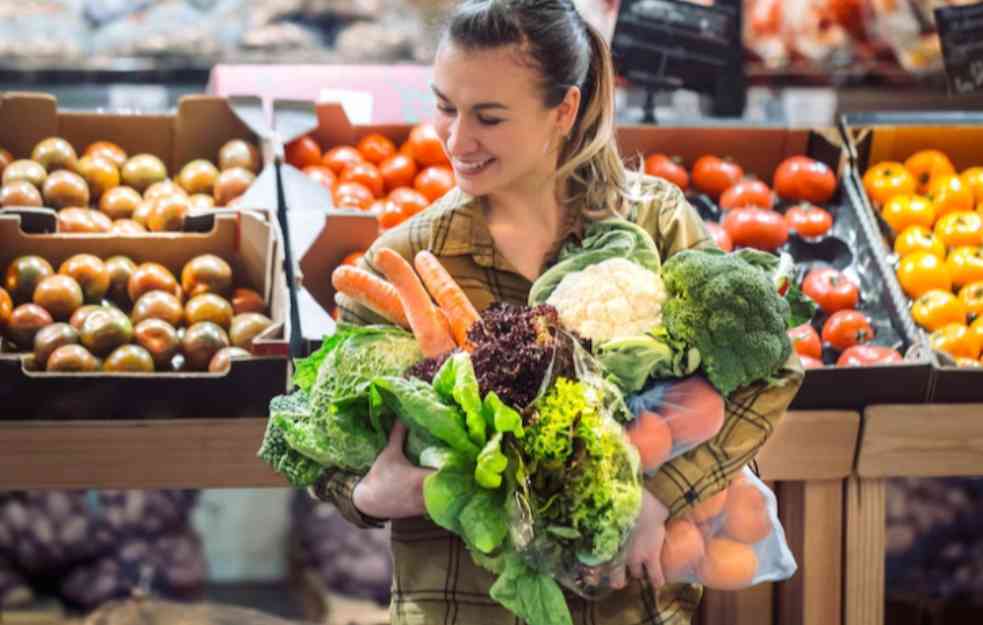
<box><xmin>848</xmin><ymin>123</ymin><xmax>983</xmax><ymax>402</ymax></box>
<box><xmin>0</xmin><ymin>209</ymin><xmax>289</xmax><ymax>420</ymax></box>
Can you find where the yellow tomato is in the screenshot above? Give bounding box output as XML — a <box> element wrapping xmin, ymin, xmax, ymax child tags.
<box><xmin>864</xmin><ymin>161</ymin><xmax>916</xmax><ymax>206</ymax></box>
<box><xmin>912</xmin><ymin>289</ymin><xmax>969</xmax><ymax>331</ymax></box>
<box><xmin>934</xmin><ymin>211</ymin><xmax>983</xmax><ymax>248</ymax></box>
<box><xmin>883</xmin><ymin>194</ymin><xmax>935</xmax><ymax>234</ymax></box>
<box><xmin>894</xmin><ymin>225</ymin><xmax>946</xmax><ymax>259</ymax></box>
<box><xmin>958</xmin><ymin>281</ymin><xmax>983</xmax><ymax>319</ymax></box>
<box><xmin>971</xmin><ymin>318</ymin><xmax>983</xmax><ymax>355</ymax></box>
<box><xmin>946</xmin><ymin>246</ymin><xmax>983</xmax><ymax>288</ymax></box>
<box><xmin>961</xmin><ymin>166</ymin><xmax>983</xmax><ymax>205</ymax></box>
<box><xmin>905</xmin><ymin>150</ymin><xmax>955</xmax><ymax>194</ymax></box>
<box><xmin>928</xmin><ymin>174</ymin><xmax>975</xmax><ymax>219</ymax></box>
<box><xmin>897</xmin><ymin>251</ymin><xmax>952</xmax><ymax>299</ymax></box>
<box><xmin>930</xmin><ymin>322</ymin><xmax>982</xmax><ymax>360</ymax></box>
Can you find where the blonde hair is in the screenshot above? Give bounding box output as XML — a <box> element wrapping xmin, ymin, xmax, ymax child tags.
<box><xmin>555</xmin><ymin>23</ymin><xmax>630</xmax><ymax>221</ymax></box>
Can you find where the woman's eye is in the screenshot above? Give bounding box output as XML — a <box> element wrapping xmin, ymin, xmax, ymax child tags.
<box><xmin>478</xmin><ymin>116</ymin><xmax>503</xmax><ymax>126</ymax></box>
<box><xmin>437</xmin><ymin>104</ymin><xmax>456</xmax><ymax>116</ymax></box>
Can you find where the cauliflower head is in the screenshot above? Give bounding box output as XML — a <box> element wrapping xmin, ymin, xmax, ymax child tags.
<box><xmin>545</xmin><ymin>257</ymin><xmax>666</xmax><ymax>343</ymax></box>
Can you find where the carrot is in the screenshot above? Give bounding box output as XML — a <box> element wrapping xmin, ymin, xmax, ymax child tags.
<box><xmin>373</xmin><ymin>247</ymin><xmax>456</xmax><ymax>357</ymax></box>
<box><xmin>331</xmin><ymin>265</ymin><xmax>410</xmax><ymax>329</ymax></box>
<box><xmin>414</xmin><ymin>250</ymin><xmax>480</xmax><ymax>349</ymax></box>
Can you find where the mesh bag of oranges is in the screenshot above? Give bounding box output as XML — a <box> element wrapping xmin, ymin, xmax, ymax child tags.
<box><xmin>623</xmin><ymin>379</ymin><xmax>797</xmax><ymax>590</ymax></box>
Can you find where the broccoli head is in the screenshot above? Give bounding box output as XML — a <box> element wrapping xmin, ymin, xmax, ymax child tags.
<box><xmin>661</xmin><ymin>249</ymin><xmax>792</xmax><ymax>395</ymax></box>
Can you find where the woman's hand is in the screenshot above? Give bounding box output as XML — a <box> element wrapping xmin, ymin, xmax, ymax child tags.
<box><xmin>611</xmin><ymin>490</ymin><xmax>670</xmax><ymax>590</ymax></box>
<box><xmin>353</xmin><ymin>422</ymin><xmax>434</xmax><ymax>520</ymax></box>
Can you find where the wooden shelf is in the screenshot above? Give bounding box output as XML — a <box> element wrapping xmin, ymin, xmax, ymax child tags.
<box><xmin>0</xmin><ymin>418</ymin><xmax>287</xmax><ymax>490</ymax></box>
<box><xmin>0</xmin><ymin>410</ymin><xmax>858</xmax><ymax>490</ymax></box>
<box><xmin>857</xmin><ymin>404</ymin><xmax>983</xmax><ymax>478</ymax></box>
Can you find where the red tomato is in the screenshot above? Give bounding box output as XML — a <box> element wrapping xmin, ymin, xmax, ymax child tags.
<box><xmin>822</xmin><ymin>310</ymin><xmax>874</xmax><ymax>351</ymax></box>
<box><xmin>644</xmin><ymin>154</ymin><xmax>689</xmax><ymax>190</ymax></box>
<box><xmin>773</xmin><ymin>156</ymin><xmax>837</xmax><ymax>203</ymax></box>
<box><xmin>836</xmin><ymin>344</ymin><xmax>903</xmax><ymax>367</ymax></box>
<box><xmin>798</xmin><ymin>355</ymin><xmax>825</xmax><ymax>369</ymax></box>
<box><xmin>721</xmin><ymin>207</ymin><xmax>789</xmax><ymax>251</ymax></box>
<box><xmin>692</xmin><ymin>156</ymin><xmax>744</xmax><ymax>200</ymax></box>
<box><xmin>376</xmin><ymin>200</ymin><xmax>405</xmax><ymax>230</ymax></box>
<box><xmin>285</xmin><ymin>136</ymin><xmax>322</xmax><ymax>170</ymax></box>
<box><xmin>719</xmin><ymin>180</ymin><xmax>775</xmax><ymax>211</ymax></box>
<box><xmin>785</xmin><ymin>203</ymin><xmax>834</xmax><ymax>239</ymax></box>
<box><xmin>788</xmin><ymin>323</ymin><xmax>821</xmax><ymax>359</ymax></box>
<box><xmin>704</xmin><ymin>221</ymin><xmax>733</xmax><ymax>252</ymax></box>
<box><xmin>302</xmin><ymin>165</ymin><xmax>336</xmax><ymax>192</ymax></box>
<box><xmin>802</xmin><ymin>268</ymin><xmax>859</xmax><ymax>315</ymax></box>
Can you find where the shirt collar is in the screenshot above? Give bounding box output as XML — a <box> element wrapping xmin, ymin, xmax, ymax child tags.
<box><xmin>429</xmin><ymin>189</ymin><xmax>586</xmax><ymax>274</ymax></box>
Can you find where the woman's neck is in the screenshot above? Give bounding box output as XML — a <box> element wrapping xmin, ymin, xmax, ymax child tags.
<box><xmin>484</xmin><ymin>179</ymin><xmax>566</xmax><ymax>242</ymax></box>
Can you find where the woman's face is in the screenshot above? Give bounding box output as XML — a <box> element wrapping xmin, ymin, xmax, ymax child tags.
<box><xmin>431</xmin><ymin>42</ymin><xmax>577</xmax><ymax>198</ymax></box>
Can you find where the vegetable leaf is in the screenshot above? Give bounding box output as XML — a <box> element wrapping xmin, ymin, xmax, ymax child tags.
<box><xmin>475</xmin><ymin>432</ymin><xmax>508</xmax><ymax>489</ymax></box>
<box><xmin>373</xmin><ymin>376</ymin><xmax>481</xmax><ymax>458</ymax></box>
<box><xmin>489</xmin><ymin>553</ymin><xmax>572</xmax><ymax>625</ymax></box>
<box><xmin>459</xmin><ymin>489</ymin><xmax>509</xmax><ymax>554</ymax></box>
<box><xmin>423</xmin><ymin>462</ymin><xmax>477</xmax><ymax>535</ymax></box>
<box><xmin>434</xmin><ymin>352</ymin><xmax>486</xmax><ymax>447</ymax></box>
<box><xmin>483</xmin><ymin>392</ymin><xmax>524</xmax><ymax>438</ymax></box>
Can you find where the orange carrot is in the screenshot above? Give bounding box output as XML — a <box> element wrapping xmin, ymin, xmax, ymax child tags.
<box><xmin>331</xmin><ymin>265</ymin><xmax>410</xmax><ymax>329</ymax></box>
<box><xmin>435</xmin><ymin>307</ymin><xmax>453</xmax><ymax>342</ymax></box>
<box><xmin>373</xmin><ymin>247</ymin><xmax>456</xmax><ymax>357</ymax></box>
<box><xmin>414</xmin><ymin>250</ymin><xmax>481</xmax><ymax>349</ymax></box>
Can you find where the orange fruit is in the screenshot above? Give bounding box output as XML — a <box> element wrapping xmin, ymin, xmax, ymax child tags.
<box><xmin>961</xmin><ymin>167</ymin><xmax>983</xmax><ymax>205</ymax></box>
<box><xmin>356</xmin><ymin>133</ymin><xmax>397</xmax><ymax>165</ymax></box>
<box><xmin>341</xmin><ymin>252</ymin><xmax>364</xmax><ymax>267</ymax></box>
<box><xmin>377</xmin><ymin>200</ymin><xmax>405</xmax><ymax>231</ymax></box>
<box><xmin>414</xmin><ymin>166</ymin><xmax>455</xmax><ymax>203</ymax></box>
<box><xmin>340</xmin><ymin>162</ymin><xmax>385</xmax><ymax>198</ymax></box>
<box><xmin>379</xmin><ymin>154</ymin><xmax>419</xmax><ymax>192</ymax></box>
<box><xmin>698</xmin><ymin>538</ymin><xmax>759</xmax><ymax>590</ymax></box>
<box><xmin>407</xmin><ymin>123</ymin><xmax>449</xmax><ymax>167</ymax></box>
<box><xmin>322</xmin><ymin>146</ymin><xmax>364</xmax><ymax>175</ymax></box>
<box><xmin>285</xmin><ymin>136</ymin><xmax>322</xmax><ymax>170</ymax></box>
<box><xmin>689</xmin><ymin>489</ymin><xmax>727</xmax><ymax>524</ymax></box>
<box><xmin>389</xmin><ymin>187</ymin><xmax>429</xmax><ymax>219</ymax></box>
<box><xmin>333</xmin><ymin>181</ymin><xmax>374</xmax><ymax>211</ymax></box>
<box><xmin>930</xmin><ymin>322</ymin><xmax>982</xmax><ymax>360</ymax></box>
<box><xmin>723</xmin><ymin>482</ymin><xmax>772</xmax><ymax>544</ymax></box>
<box><xmin>928</xmin><ymin>174</ymin><xmax>975</xmax><ymax>219</ymax></box>
<box><xmin>627</xmin><ymin>411</ymin><xmax>673</xmax><ymax>469</ymax></box>
<box><xmin>303</xmin><ymin>165</ymin><xmax>336</xmax><ymax>192</ymax></box>
<box><xmin>970</xmin><ymin>317</ymin><xmax>983</xmax><ymax>353</ymax></box>
<box><xmin>882</xmin><ymin>194</ymin><xmax>935</xmax><ymax>234</ymax></box>
<box><xmin>897</xmin><ymin>251</ymin><xmax>952</xmax><ymax>299</ymax></box>
<box><xmin>663</xmin><ymin>375</ymin><xmax>725</xmax><ymax>445</ymax></box>
<box><xmin>0</xmin><ymin>287</ymin><xmax>12</xmax><ymax>328</ymax></box>
<box><xmin>661</xmin><ymin>519</ymin><xmax>705</xmax><ymax>582</ymax></box>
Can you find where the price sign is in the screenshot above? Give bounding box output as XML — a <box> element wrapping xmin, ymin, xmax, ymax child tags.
<box><xmin>935</xmin><ymin>2</ymin><xmax>983</xmax><ymax>95</ymax></box>
<box><xmin>611</xmin><ymin>0</ymin><xmax>745</xmax><ymax>116</ymax></box>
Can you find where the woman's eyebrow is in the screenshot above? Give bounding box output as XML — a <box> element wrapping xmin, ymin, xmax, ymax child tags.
<box><xmin>431</xmin><ymin>85</ymin><xmax>509</xmax><ymax>111</ymax></box>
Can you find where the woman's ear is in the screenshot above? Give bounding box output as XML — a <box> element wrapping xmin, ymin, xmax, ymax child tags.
<box><xmin>556</xmin><ymin>86</ymin><xmax>581</xmax><ymax>137</ymax></box>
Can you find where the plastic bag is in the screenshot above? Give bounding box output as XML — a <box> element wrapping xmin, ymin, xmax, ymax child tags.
<box><xmin>506</xmin><ymin>331</ymin><xmax>644</xmax><ymax>600</ymax></box>
<box><xmin>625</xmin><ymin>375</ymin><xmax>725</xmax><ymax>475</ymax></box>
<box><xmin>661</xmin><ymin>466</ymin><xmax>796</xmax><ymax>589</ymax></box>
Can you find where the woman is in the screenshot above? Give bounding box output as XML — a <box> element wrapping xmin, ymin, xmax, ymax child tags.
<box><xmin>312</xmin><ymin>0</ymin><xmax>804</xmax><ymax>622</ymax></box>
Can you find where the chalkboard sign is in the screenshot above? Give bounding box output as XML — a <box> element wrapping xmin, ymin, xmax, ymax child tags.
<box><xmin>610</xmin><ymin>0</ymin><xmax>745</xmax><ymax>117</ymax></box>
<box><xmin>935</xmin><ymin>2</ymin><xmax>983</xmax><ymax>95</ymax></box>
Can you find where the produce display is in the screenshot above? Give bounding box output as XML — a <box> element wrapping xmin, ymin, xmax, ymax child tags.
<box><xmin>862</xmin><ymin>150</ymin><xmax>983</xmax><ymax>366</ymax></box>
<box><xmin>0</xmin><ymin>252</ymin><xmax>272</xmax><ymax>374</ymax></box>
<box><xmin>285</xmin><ymin>124</ymin><xmax>452</xmax><ymax>233</ymax></box>
<box><xmin>643</xmin><ymin>150</ymin><xmax>906</xmax><ymax>369</ymax></box>
<box><xmin>262</xmin><ymin>217</ymin><xmax>804</xmax><ymax>625</ymax></box>
<box><xmin>0</xmin><ymin>137</ymin><xmax>260</xmax><ymax>234</ymax></box>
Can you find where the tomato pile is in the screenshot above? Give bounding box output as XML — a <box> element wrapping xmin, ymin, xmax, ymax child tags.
<box><xmin>863</xmin><ymin>150</ymin><xmax>983</xmax><ymax>367</ymax></box>
<box><xmin>285</xmin><ymin>124</ymin><xmax>455</xmax><ymax>234</ymax></box>
<box><xmin>645</xmin><ymin>151</ymin><xmax>905</xmax><ymax>369</ymax></box>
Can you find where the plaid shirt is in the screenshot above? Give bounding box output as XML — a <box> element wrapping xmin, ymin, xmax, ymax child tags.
<box><xmin>310</xmin><ymin>174</ymin><xmax>804</xmax><ymax>625</ymax></box>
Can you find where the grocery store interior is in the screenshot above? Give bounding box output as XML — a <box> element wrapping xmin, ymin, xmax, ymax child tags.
<box><xmin>3</xmin><ymin>1</ymin><xmax>983</xmax><ymax>625</ymax></box>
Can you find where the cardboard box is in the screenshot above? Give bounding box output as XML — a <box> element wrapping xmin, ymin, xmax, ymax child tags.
<box><xmin>0</xmin><ymin>210</ymin><xmax>290</xmax><ymax>420</ymax></box>
<box><xmin>0</xmin><ymin>92</ymin><xmax>278</xmax><ymax>217</ymax></box>
<box><xmin>848</xmin><ymin>122</ymin><xmax>983</xmax><ymax>403</ymax></box>
<box><xmin>293</xmin><ymin>105</ymin><xmax>932</xmax><ymax>409</ymax></box>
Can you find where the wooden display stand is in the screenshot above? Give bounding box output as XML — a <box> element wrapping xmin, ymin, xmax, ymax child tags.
<box><xmin>0</xmin><ymin>409</ymin><xmax>861</xmax><ymax>625</ymax></box>
<box><xmin>844</xmin><ymin>403</ymin><xmax>983</xmax><ymax>625</ymax></box>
